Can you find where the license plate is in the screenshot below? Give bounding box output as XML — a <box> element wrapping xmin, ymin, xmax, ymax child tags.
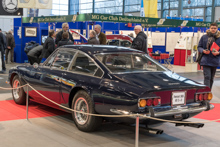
<box><xmin>172</xmin><ymin>92</ymin><xmax>186</xmax><ymax>106</ymax></box>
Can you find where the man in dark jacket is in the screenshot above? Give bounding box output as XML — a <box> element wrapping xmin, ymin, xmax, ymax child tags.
<box><xmin>0</xmin><ymin>31</ymin><xmax>6</xmax><ymax>73</ymax></box>
<box><xmin>198</xmin><ymin>23</ymin><xmax>220</xmax><ymax>89</ymax></box>
<box><xmin>27</xmin><ymin>45</ymin><xmax>43</xmax><ymax>65</ymax></box>
<box><xmin>88</xmin><ymin>30</ymin><xmax>99</xmax><ymax>45</ymax></box>
<box><xmin>55</xmin><ymin>23</ymin><xmax>74</xmax><ymax>45</ymax></box>
<box><xmin>41</xmin><ymin>30</ymin><xmax>56</xmax><ymax>59</ymax></box>
<box><xmin>131</xmin><ymin>25</ymin><xmax>147</xmax><ymax>53</ymax></box>
<box><xmin>94</xmin><ymin>24</ymin><xmax>106</xmax><ymax>45</ymax></box>
<box><xmin>57</xmin><ymin>32</ymin><xmax>74</xmax><ymax>47</ymax></box>
<box><xmin>5</xmin><ymin>30</ymin><xmax>15</xmax><ymax>64</ymax></box>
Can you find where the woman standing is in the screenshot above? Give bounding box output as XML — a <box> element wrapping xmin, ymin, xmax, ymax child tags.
<box><xmin>88</xmin><ymin>30</ymin><xmax>100</xmax><ymax>45</ymax></box>
<box><xmin>198</xmin><ymin>23</ymin><xmax>220</xmax><ymax>89</ymax></box>
<box><xmin>57</xmin><ymin>32</ymin><xmax>74</xmax><ymax>47</ymax></box>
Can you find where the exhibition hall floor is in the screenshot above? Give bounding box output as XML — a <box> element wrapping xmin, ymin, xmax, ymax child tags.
<box><xmin>0</xmin><ymin>63</ymin><xmax>220</xmax><ymax>147</ymax></box>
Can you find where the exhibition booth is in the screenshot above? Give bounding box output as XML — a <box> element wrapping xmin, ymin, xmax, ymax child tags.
<box><xmin>13</xmin><ymin>13</ymin><xmax>219</xmax><ymax>71</ymax></box>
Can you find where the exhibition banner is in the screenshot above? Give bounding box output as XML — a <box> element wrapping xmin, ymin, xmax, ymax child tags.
<box><xmin>0</xmin><ymin>0</ymin><xmax>23</xmax><ymax>16</ymax></box>
<box><xmin>143</xmin><ymin>0</ymin><xmax>158</xmax><ymax>18</ymax></box>
<box><xmin>18</xmin><ymin>0</ymin><xmax>35</xmax><ymax>8</ymax></box>
<box><xmin>36</xmin><ymin>0</ymin><xmax>52</xmax><ymax>9</ymax></box>
<box><xmin>22</xmin><ymin>13</ymin><xmax>220</xmax><ymax>28</ymax></box>
<box><xmin>18</xmin><ymin>0</ymin><xmax>52</xmax><ymax>9</ymax></box>
<box><xmin>89</xmin><ymin>13</ymin><xmax>150</xmax><ymax>24</ymax></box>
<box><xmin>22</xmin><ymin>15</ymin><xmax>77</xmax><ymax>23</ymax></box>
<box><xmin>182</xmin><ymin>20</ymin><xmax>214</xmax><ymax>28</ymax></box>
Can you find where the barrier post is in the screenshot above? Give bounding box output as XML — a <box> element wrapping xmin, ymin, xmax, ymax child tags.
<box><xmin>135</xmin><ymin>114</ymin><xmax>139</xmax><ymax>147</ymax></box>
<box><xmin>26</xmin><ymin>85</ymin><xmax>29</xmax><ymax>120</ymax></box>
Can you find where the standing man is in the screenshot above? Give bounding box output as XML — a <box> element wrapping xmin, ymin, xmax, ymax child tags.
<box><xmin>41</xmin><ymin>30</ymin><xmax>56</xmax><ymax>60</ymax></box>
<box><xmin>5</xmin><ymin>30</ymin><xmax>15</xmax><ymax>64</ymax></box>
<box><xmin>94</xmin><ymin>24</ymin><xmax>106</xmax><ymax>45</ymax></box>
<box><xmin>198</xmin><ymin>23</ymin><xmax>220</xmax><ymax>89</ymax></box>
<box><xmin>131</xmin><ymin>25</ymin><xmax>147</xmax><ymax>53</ymax></box>
<box><xmin>0</xmin><ymin>30</ymin><xmax>6</xmax><ymax>73</ymax></box>
<box><xmin>55</xmin><ymin>23</ymin><xmax>74</xmax><ymax>45</ymax></box>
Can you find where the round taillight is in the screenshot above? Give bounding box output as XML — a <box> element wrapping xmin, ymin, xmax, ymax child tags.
<box><xmin>152</xmin><ymin>98</ymin><xmax>159</xmax><ymax>106</ymax></box>
<box><xmin>198</xmin><ymin>94</ymin><xmax>203</xmax><ymax>101</ymax></box>
<box><xmin>207</xmin><ymin>93</ymin><xmax>213</xmax><ymax>100</ymax></box>
<box><xmin>146</xmin><ymin>99</ymin><xmax>153</xmax><ymax>106</ymax></box>
<box><xmin>203</xmin><ymin>93</ymin><xmax>208</xmax><ymax>100</ymax></box>
<box><xmin>139</xmin><ymin>99</ymin><xmax>147</xmax><ymax>107</ymax></box>
<box><xmin>195</xmin><ymin>94</ymin><xmax>199</xmax><ymax>101</ymax></box>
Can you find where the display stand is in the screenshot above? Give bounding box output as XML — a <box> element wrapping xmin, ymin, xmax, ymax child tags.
<box><xmin>174</xmin><ymin>32</ymin><xmax>193</xmax><ymax>66</ymax></box>
<box><xmin>185</xmin><ymin>36</ymin><xmax>198</xmax><ymax>72</ymax></box>
<box><xmin>145</xmin><ymin>27</ymin><xmax>153</xmax><ymax>53</ymax></box>
<box><xmin>174</xmin><ymin>31</ymin><xmax>198</xmax><ymax>71</ymax></box>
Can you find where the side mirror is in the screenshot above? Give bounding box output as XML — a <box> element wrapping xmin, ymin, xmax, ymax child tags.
<box><xmin>33</xmin><ymin>63</ymin><xmax>39</xmax><ymax>69</ymax></box>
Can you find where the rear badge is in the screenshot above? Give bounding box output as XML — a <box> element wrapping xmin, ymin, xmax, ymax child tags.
<box><xmin>174</xmin><ymin>114</ymin><xmax>182</xmax><ymax>119</ymax></box>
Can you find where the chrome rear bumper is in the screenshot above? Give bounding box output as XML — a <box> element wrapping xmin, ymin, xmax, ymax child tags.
<box><xmin>110</xmin><ymin>102</ymin><xmax>214</xmax><ymax>119</ymax></box>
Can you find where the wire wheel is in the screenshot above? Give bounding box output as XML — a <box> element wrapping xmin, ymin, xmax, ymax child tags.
<box><xmin>11</xmin><ymin>75</ymin><xmax>26</xmax><ymax>105</ymax></box>
<box><xmin>12</xmin><ymin>79</ymin><xmax>20</xmax><ymax>100</ymax></box>
<box><xmin>71</xmin><ymin>90</ymin><xmax>102</xmax><ymax>132</ymax></box>
<box><xmin>74</xmin><ymin>97</ymin><xmax>89</xmax><ymax>125</ymax></box>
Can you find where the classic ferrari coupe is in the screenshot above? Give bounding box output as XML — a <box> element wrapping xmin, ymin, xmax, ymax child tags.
<box><xmin>8</xmin><ymin>45</ymin><xmax>214</xmax><ymax>132</ymax></box>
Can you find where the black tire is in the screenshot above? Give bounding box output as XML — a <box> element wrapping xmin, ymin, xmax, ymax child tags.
<box><xmin>12</xmin><ymin>75</ymin><xmax>26</xmax><ymax>105</ymax></box>
<box><xmin>71</xmin><ymin>90</ymin><xmax>102</xmax><ymax>132</ymax></box>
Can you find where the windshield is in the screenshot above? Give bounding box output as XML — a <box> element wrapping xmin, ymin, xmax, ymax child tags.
<box><xmin>96</xmin><ymin>53</ymin><xmax>167</xmax><ymax>73</ymax></box>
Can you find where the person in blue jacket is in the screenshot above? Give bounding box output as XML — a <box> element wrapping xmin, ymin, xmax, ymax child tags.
<box><xmin>198</xmin><ymin>23</ymin><xmax>220</xmax><ymax>89</ymax></box>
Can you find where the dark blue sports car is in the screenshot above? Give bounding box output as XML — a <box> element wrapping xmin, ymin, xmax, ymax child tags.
<box><xmin>8</xmin><ymin>45</ymin><xmax>214</xmax><ymax>132</ymax></box>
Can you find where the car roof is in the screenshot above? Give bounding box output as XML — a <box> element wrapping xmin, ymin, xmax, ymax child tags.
<box><xmin>59</xmin><ymin>45</ymin><xmax>144</xmax><ymax>55</ymax></box>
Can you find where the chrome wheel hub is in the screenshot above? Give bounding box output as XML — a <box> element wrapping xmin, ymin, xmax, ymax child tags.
<box><xmin>13</xmin><ymin>80</ymin><xmax>20</xmax><ymax>100</ymax></box>
<box><xmin>74</xmin><ymin>97</ymin><xmax>89</xmax><ymax>125</ymax></box>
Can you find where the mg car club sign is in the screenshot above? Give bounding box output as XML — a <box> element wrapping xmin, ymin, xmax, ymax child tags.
<box><xmin>22</xmin><ymin>13</ymin><xmax>220</xmax><ymax>28</ymax></box>
<box><xmin>0</xmin><ymin>0</ymin><xmax>23</xmax><ymax>15</ymax></box>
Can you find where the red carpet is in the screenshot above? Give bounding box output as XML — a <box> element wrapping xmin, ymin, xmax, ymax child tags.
<box><xmin>0</xmin><ymin>100</ymin><xmax>67</xmax><ymax>122</ymax></box>
<box><xmin>193</xmin><ymin>103</ymin><xmax>220</xmax><ymax>123</ymax></box>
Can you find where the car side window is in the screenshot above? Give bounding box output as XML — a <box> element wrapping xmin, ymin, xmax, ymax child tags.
<box><xmin>44</xmin><ymin>52</ymin><xmax>57</xmax><ymax>67</ymax></box>
<box><xmin>108</xmin><ymin>40</ymin><xmax>120</xmax><ymax>46</ymax></box>
<box><xmin>71</xmin><ymin>53</ymin><xmax>101</xmax><ymax>76</ymax></box>
<box><xmin>121</xmin><ymin>41</ymin><xmax>131</xmax><ymax>47</ymax></box>
<box><xmin>51</xmin><ymin>51</ymin><xmax>75</xmax><ymax>70</ymax></box>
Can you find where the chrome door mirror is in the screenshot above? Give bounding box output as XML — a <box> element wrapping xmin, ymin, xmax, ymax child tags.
<box><xmin>33</xmin><ymin>63</ymin><xmax>39</xmax><ymax>69</ymax></box>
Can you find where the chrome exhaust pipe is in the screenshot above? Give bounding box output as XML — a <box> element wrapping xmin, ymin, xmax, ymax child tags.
<box><xmin>146</xmin><ymin>128</ymin><xmax>164</xmax><ymax>135</ymax></box>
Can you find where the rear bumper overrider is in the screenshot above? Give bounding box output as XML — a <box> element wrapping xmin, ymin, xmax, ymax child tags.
<box><xmin>110</xmin><ymin>101</ymin><xmax>214</xmax><ymax>119</ymax></box>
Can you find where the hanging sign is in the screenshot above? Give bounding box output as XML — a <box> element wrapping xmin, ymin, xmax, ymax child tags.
<box><xmin>22</xmin><ymin>13</ymin><xmax>220</xmax><ymax>28</ymax></box>
<box><xmin>36</xmin><ymin>0</ymin><xmax>52</xmax><ymax>9</ymax></box>
<box><xmin>17</xmin><ymin>0</ymin><xmax>35</xmax><ymax>8</ymax></box>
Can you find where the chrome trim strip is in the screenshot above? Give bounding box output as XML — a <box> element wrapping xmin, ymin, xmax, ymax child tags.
<box><xmin>110</xmin><ymin>103</ymin><xmax>214</xmax><ymax>119</ymax></box>
<box><xmin>153</xmin><ymin>105</ymin><xmax>206</xmax><ymax>117</ymax></box>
